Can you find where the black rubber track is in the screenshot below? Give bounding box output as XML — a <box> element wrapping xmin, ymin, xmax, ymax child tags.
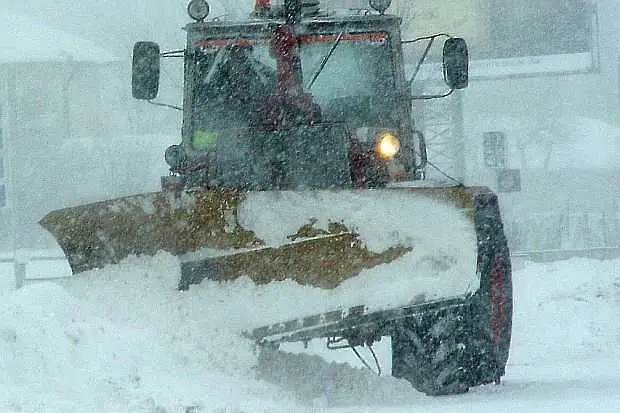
<box><xmin>391</xmin><ymin>190</ymin><xmax>513</xmax><ymax>395</ymax></box>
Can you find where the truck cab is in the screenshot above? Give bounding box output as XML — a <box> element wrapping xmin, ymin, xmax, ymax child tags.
<box><xmin>132</xmin><ymin>0</ymin><xmax>468</xmax><ymax>191</ymax></box>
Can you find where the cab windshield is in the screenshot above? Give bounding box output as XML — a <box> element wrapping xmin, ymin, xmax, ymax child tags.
<box><xmin>299</xmin><ymin>32</ymin><xmax>395</xmax><ymax>123</ymax></box>
<box><xmin>189</xmin><ymin>32</ymin><xmax>395</xmax><ymax>134</ymax></box>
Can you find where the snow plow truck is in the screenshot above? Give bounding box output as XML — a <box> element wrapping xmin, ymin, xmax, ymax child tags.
<box><xmin>40</xmin><ymin>0</ymin><xmax>513</xmax><ymax>396</ymax></box>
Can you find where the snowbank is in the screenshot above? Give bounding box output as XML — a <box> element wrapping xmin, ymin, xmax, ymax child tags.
<box><xmin>0</xmin><ymin>254</ymin><xmax>618</xmax><ymax>412</ymax></box>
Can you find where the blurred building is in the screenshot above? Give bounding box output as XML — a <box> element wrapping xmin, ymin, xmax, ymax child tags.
<box><xmin>403</xmin><ymin>0</ymin><xmax>619</xmax><ymax>255</ymax></box>
<box><xmin>0</xmin><ymin>11</ymin><xmax>123</xmax><ymax>252</ymax></box>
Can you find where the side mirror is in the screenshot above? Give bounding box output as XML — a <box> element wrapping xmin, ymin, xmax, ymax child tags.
<box><xmin>443</xmin><ymin>37</ymin><xmax>469</xmax><ymax>90</ymax></box>
<box><xmin>132</xmin><ymin>41</ymin><xmax>160</xmax><ymax>100</ymax></box>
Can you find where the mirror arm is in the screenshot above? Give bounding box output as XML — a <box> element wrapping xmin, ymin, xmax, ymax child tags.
<box><xmin>411</xmin><ymin>87</ymin><xmax>455</xmax><ymax>100</ymax></box>
<box><xmin>402</xmin><ymin>33</ymin><xmax>451</xmax><ymax>44</ymax></box>
<box><xmin>407</xmin><ymin>37</ymin><xmax>435</xmax><ymax>89</ymax></box>
<box><xmin>148</xmin><ymin>100</ymin><xmax>183</xmax><ymax>111</ymax></box>
<box><xmin>161</xmin><ymin>50</ymin><xmax>185</xmax><ymax>58</ymax></box>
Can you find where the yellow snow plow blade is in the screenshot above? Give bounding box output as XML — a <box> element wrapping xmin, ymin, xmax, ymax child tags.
<box><xmin>40</xmin><ymin>189</ymin><xmax>261</xmax><ymax>274</ymax></box>
<box><xmin>40</xmin><ymin>186</ymin><xmax>480</xmax><ymax>290</ymax></box>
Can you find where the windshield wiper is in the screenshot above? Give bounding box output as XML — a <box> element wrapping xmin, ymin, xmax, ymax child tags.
<box><xmin>200</xmin><ymin>36</ymin><xmax>245</xmax><ymax>86</ymax></box>
<box><xmin>202</xmin><ymin>46</ymin><xmax>229</xmax><ymax>86</ymax></box>
<box><xmin>306</xmin><ymin>31</ymin><xmax>344</xmax><ymax>90</ymax></box>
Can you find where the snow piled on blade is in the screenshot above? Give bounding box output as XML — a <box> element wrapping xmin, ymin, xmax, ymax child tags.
<box><xmin>239</xmin><ymin>190</ymin><xmax>472</xmax><ymax>251</ymax></box>
<box><xmin>237</xmin><ymin>190</ymin><xmax>479</xmax><ymax>313</ymax></box>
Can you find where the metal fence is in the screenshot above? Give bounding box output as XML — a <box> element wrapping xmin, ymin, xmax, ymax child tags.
<box><xmin>0</xmin><ymin>252</ymin><xmax>71</xmax><ymax>290</ymax></box>
<box><xmin>506</xmin><ymin>210</ymin><xmax>620</xmax><ymax>258</ymax></box>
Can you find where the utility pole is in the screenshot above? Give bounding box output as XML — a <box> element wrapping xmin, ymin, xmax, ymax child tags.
<box><xmin>5</xmin><ymin>64</ymin><xmax>26</xmax><ymax>289</ymax></box>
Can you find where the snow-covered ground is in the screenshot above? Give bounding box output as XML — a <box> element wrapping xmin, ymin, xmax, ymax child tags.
<box><xmin>0</xmin><ymin>254</ymin><xmax>619</xmax><ymax>412</ymax></box>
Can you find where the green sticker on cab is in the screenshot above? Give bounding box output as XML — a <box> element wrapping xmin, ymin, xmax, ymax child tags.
<box><xmin>192</xmin><ymin>130</ymin><xmax>219</xmax><ymax>149</ymax></box>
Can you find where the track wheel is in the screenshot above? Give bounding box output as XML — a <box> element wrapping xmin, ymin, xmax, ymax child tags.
<box><xmin>391</xmin><ymin>306</ymin><xmax>498</xmax><ymax>396</ymax></box>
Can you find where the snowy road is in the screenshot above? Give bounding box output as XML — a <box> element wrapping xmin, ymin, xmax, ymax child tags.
<box><xmin>0</xmin><ymin>256</ymin><xmax>618</xmax><ymax>412</ymax></box>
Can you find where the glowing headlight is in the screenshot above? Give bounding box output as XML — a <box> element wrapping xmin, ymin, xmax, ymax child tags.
<box><xmin>187</xmin><ymin>0</ymin><xmax>210</xmax><ymax>21</ymax></box>
<box><xmin>376</xmin><ymin>131</ymin><xmax>400</xmax><ymax>160</ymax></box>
